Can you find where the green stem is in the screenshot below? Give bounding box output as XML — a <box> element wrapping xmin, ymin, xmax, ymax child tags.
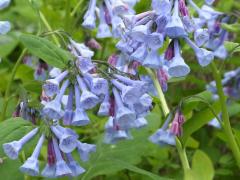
<box><xmin>70</xmin><ymin>0</ymin><xmax>84</xmax><ymax>17</ymax></box>
<box><xmin>176</xmin><ymin>138</ymin><xmax>190</xmax><ymax>175</ymax></box>
<box><xmin>146</xmin><ymin>68</ymin><xmax>190</xmax><ymax>177</ymax></box>
<box><xmin>210</xmin><ymin>62</ymin><xmax>240</xmax><ymax>168</ymax></box>
<box><xmin>39</xmin><ymin>11</ymin><xmax>60</xmax><ymax>47</ymax></box>
<box><xmin>1</xmin><ymin>49</ymin><xmax>27</xmax><ymax>122</ymax></box>
<box><xmin>146</xmin><ymin>68</ymin><xmax>169</xmax><ymax>116</ymax></box>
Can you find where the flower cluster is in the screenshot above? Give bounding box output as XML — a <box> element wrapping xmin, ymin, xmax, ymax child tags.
<box><xmin>0</xmin><ymin>0</ymin><xmax>11</xmax><ymax>35</ymax></box>
<box><xmin>82</xmin><ymin>0</ymin><xmax>139</xmax><ymax>38</ymax></box>
<box><xmin>104</xmin><ymin>0</ymin><xmax>231</xmax><ymax>80</ymax></box>
<box><xmin>3</xmin><ymin>36</ymin><xmax>153</xmax><ymax>177</ymax></box>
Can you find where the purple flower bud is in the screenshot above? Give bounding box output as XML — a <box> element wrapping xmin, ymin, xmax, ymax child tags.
<box><xmin>108</xmin><ymin>54</ymin><xmax>118</xmax><ymax>66</ymax></box>
<box><xmin>19</xmin><ymin>134</ymin><xmax>45</xmax><ymax>176</ymax></box>
<box><xmin>85</xmin><ymin>38</ymin><xmax>102</xmax><ymax>50</ymax></box>
<box><xmin>164</xmin><ymin>41</ymin><xmax>175</xmax><ymax>61</ymax></box>
<box><xmin>157</xmin><ymin>67</ymin><xmax>169</xmax><ymax>92</ymax></box>
<box><xmin>77</xmin><ymin>141</ymin><xmax>96</xmax><ymax>162</ymax></box>
<box><xmin>3</xmin><ymin>128</ymin><xmax>39</xmax><ymax>160</ymax></box>
<box><xmin>170</xmin><ymin>111</ymin><xmax>185</xmax><ymax>136</ymax></box>
<box><xmin>52</xmin><ymin>137</ymin><xmax>72</xmax><ymax>177</ymax></box>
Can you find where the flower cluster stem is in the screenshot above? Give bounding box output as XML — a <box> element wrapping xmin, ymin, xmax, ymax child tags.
<box><xmin>210</xmin><ymin>62</ymin><xmax>240</xmax><ymax>168</ymax></box>
<box><xmin>146</xmin><ymin>68</ymin><xmax>190</xmax><ymax>178</ymax></box>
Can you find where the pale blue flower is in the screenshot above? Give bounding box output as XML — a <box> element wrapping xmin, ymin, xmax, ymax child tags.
<box><xmin>63</xmin><ymin>86</ymin><xmax>74</xmax><ymax>125</ymax></box>
<box><xmin>3</xmin><ymin>128</ymin><xmax>39</xmax><ymax>160</ymax></box>
<box><xmin>194</xmin><ymin>28</ymin><xmax>209</xmax><ymax>47</ymax></box>
<box><xmin>77</xmin><ymin>141</ymin><xmax>96</xmax><ymax>162</ymax></box>
<box><xmin>77</xmin><ymin>75</ymin><xmax>99</xmax><ymax>109</ymax></box>
<box><xmin>20</xmin><ymin>134</ymin><xmax>45</xmax><ymax>176</ymax></box>
<box><xmin>66</xmin><ymin>153</ymin><xmax>85</xmax><ymax>177</ymax></box>
<box><xmin>76</xmin><ymin>56</ymin><xmax>95</xmax><ymax>74</ymax></box>
<box><xmin>142</xmin><ymin>50</ymin><xmax>162</xmax><ymax>69</ymax></box>
<box><xmin>41</xmin><ymin>164</ymin><xmax>56</xmax><ymax>178</ymax></box>
<box><xmin>0</xmin><ymin>0</ymin><xmax>10</xmax><ymax>10</ymax></box>
<box><xmin>151</xmin><ymin>0</ymin><xmax>171</xmax><ymax>16</ymax></box>
<box><xmin>43</xmin><ymin>70</ymin><xmax>68</xmax><ymax>97</ymax></box>
<box><xmin>97</xmin><ymin>5</ymin><xmax>112</xmax><ymax>38</ymax></box>
<box><xmin>168</xmin><ymin>39</ymin><xmax>190</xmax><ymax>77</ymax></box>
<box><xmin>51</xmin><ymin>126</ymin><xmax>77</xmax><ymax>153</ymax></box>
<box><xmin>52</xmin><ymin>137</ymin><xmax>72</xmax><ymax>177</ymax></box>
<box><xmin>72</xmin><ymin>85</ymin><xmax>90</xmax><ymax>126</ymax></box>
<box><xmin>82</xmin><ymin>0</ymin><xmax>97</xmax><ymax>29</ymax></box>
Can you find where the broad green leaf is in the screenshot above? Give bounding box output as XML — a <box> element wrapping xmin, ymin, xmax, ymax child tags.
<box><xmin>181</xmin><ymin>101</ymin><xmax>221</xmax><ymax>144</ymax></box>
<box><xmin>186</xmin><ymin>150</ymin><xmax>214</xmax><ymax>180</ymax></box>
<box><xmin>0</xmin><ymin>117</ymin><xmax>34</xmax><ymax>156</ymax></box>
<box><xmin>19</xmin><ymin>34</ymin><xmax>73</xmax><ymax>69</ymax></box>
<box><xmin>224</xmin><ymin>41</ymin><xmax>240</xmax><ymax>53</ymax></box>
<box><xmin>0</xmin><ymin>34</ymin><xmax>19</xmax><ymax>58</ymax></box>
<box><xmin>0</xmin><ymin>159</ymin><xmax>24</xmax><ymax>180</ymax></box>
<box><xmin>82</xmin><ymin>158</ymin><xmax>167</xmax><ymax>180</ymax></box>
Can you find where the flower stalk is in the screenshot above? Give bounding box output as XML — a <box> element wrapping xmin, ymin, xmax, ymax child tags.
<box><xmin>210</xmin><ymin>62</ymin><xmax>240</xmax><ymax>168</ymax></box>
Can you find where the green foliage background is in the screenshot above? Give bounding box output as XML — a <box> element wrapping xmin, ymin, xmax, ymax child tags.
<box><xmin>0</xmin><ymin>0</ymin><xmax>240</xmax><ymax>179</ymax></box>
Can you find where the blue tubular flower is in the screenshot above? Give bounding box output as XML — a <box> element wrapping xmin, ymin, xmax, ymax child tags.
<box><xmin>70</xmin><ymin>39</ymin><xmax>94</xmax><ymax>58</ymax></box>
<box><xmin>185</xmin><ymin>37</ymin><xmax>214</xmax><ymax>67</ymax></box>
<box><xmin>66</xmin><ymin>153</ymin><xmax>85</xmax><ymax>177</ymax></box>
<box><xmin>132</xmin><ymin>117</ymin><xmax>147</xmax><ymax>128</ymax></box>
<box><xmin>111</xmin><ymin>0</ymin><xmax>129</xmax><ymax>15</ymax></box>
<box><xmin>130</xmin><ymin>43</ymin><xmax>147</xmax><ymax>62</ymax></box>
<box><xmin>77</xmin><ymin>75</ymin><xmax>99</xmax><ymax>109</ymax></box>
<box><xmin>52</xmin><ymin>137</ymin><xmax>72</xmax><ymax>177</ymax></box>
<box><xmin>72</xmin><ymin>85</ymin><xmax>90</xmax><ymax>126</ymax></box>
<box><xmin>0</xmin><ymin>21</ymin><xmax>11</xmax><ymax>34</ymax></box>
<box><xmin>194</xmin><ymin>28</ymin><xmax>209</xmax><ymax>47</ymax></box>
<box><xmin>168</xmin><ymin>39</ymin><xmax>190</xmax><ymax>77</ymax></box>
<box><xmin>3</xmin><ymin>127</ymin><xmax>39</xmax><ymax>160</ymax></box>
<box><xmin>51</xmin><ymin>126</ymin><xmax>77</xmax><ymax>153</ymax></box>
<box><xmin>156</xmin><ymin>15</ymin><xmax>169</xmax><ymax>33</ymax></box>
<box><xmin>84</xmin><ymin>73</ymin><xmax>109</xmax><ymax>97</ymax></box>
<box><xmin>149</xmin><ymin>114</ymin><xmax>176</xmax><ymax>146</ymax></box>
<box><xmin>152</xmin><ymin>0</ymin><xmax>171</xmax><ymax>15</ymax></box>
<box><xmin>76</xmin><ymin>56</ymin><xmax>95</xmax><ymax>74</ymax></box>
<box><xmin>20</xmin><ymin>134</ymin><xmax>45</xmax><ymax>176</ymax></box>
<box><xmin>132</xmin><ymin>93</ymin><xmax>152</xmax><ymax>116</ymax></box>
<box><xmin>205</xmin><ymin>0</ymin><xmax>215</xmax><ymax>5</ymax></box>
<box><xmin>0</xmin><ymin>0</ymin><xmax>10</xmax><ymax>10</ymax></box>
<box><xmin>165</xmin><ymin>0</ymin><xmax>187</xmax><ymax>38</ymax></box>
<box><xmin>104</xmin><ymin>117</ymin><xmax>131</xmax><ymax>144</ymax></box>
<box><xmin>114</xmin><ymin>74</ymin><xmax>148</xmax><ymax>94</ymax></box>
<box><xmin>97</xmin><ymin>4</ymin><xmax>112</xmax><ymax>38</ymax></box>
<box><xmin>129</xmin><ymin>21</ymin><xmax>153</xmax><ymax>42</ymax></box>
<box><xmin>112</xmin><ymin>87</ymin><xmax>136</xmax><ymax>128</ymax></box>
<box><xmin>142</xmin><ymin>49</ymin><xmax>162</xmax><ymax>69</ymax></box>
<box><xmin>111</xmin><ymin>79</ymin><xmax>140</xmax><ymax>105</ymax></box>
<box><xmin>82</xmin><ymin>0</ymin><xmax>97</xmax><ymax>29</ymax></box>
<box><xmin>213</xmin><ymin>44</ymin><xmax>228</xmax><ymax>60</ymax></box>
<box><xmin>77</xmin><ymin>141</ymin><xmax>96</xmax><ymax>162</ymax></box>
<box><xmin>41</xmin><ymin>164</ymin><xmax>56</xmax><ymax>178</ymax></box>
<box><xmin>145</xmin><ymin>32</ymin><xmax>164</xmax><ymax>50</ymax></box>
<box><xmin>116</xmin><ymin>39</ymin><xmax>133</xmax><ymax>54</ymax></box>
<box><xmin>63</xmin><ymin>86</ymin><xmax>74</xmax><ymax>125</ymax></box>
<box><xmin>98</xmin><ymin>91</ymin><xmax>111</xmax><ymax>116</ymax></box>
<box><xmin>43</xmin><ymin>80</ymin><xmax>69</xmax><ymax>119</ymax></box>
<box><xmin>43</xmin><ymin>70</ymin><xmax>68</xmax><ymax>97</ymax></box>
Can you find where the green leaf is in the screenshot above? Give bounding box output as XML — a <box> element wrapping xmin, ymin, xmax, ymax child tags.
<box><xmin>0</xmin><ymin>117</ymin><xmax>34</xmax><ymax>156</ymax></box>
<box><xmin>221</xmin><ymin>23</ymin><xmax>240</xmax><ymax>33</ymax></box>
<box><xmin>181</xmin><ymin>101</ymin><xmax>221</xmax><ymax>144</ymax></box>
<box><xmin>19</xmin><ymin>34</ymin><xmax>73</xmax><ymax>69</ymax></box>
<box><xmin>0</xmin><ymin>34</ymin><xmax>19</xmax><ymax>58</ymax></box>
<box><xmin>186</xmin><ymin>150</ymin><xmax>214</xmax><ymax>180</ymax></box>
<box><xmin>0</xmin><ymin>159</ymin><xmax>24</xmax><ymax>180</ymax></box>
<box><xmin>82</xmin><ymin>158</ymin><xmax>167</xmax><ymax>180</ymax></box>
<box><xmin>224</xmin><ymin>41</ymin><xmax>240</xmax><ymax>53</ymax></box>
